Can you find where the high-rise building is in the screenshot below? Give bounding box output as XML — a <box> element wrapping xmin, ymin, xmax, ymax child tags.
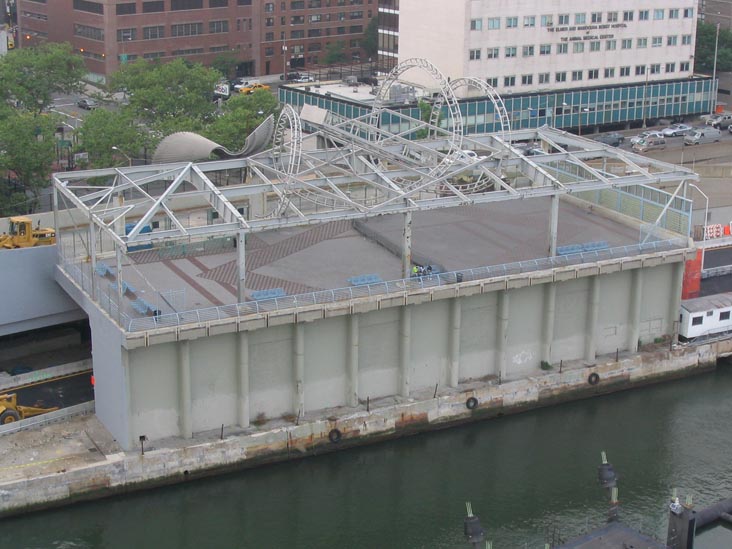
<box><xmin>16</xmin><ymin>0</ymin><xmax>374</xmax><ymax>81</ymax></box>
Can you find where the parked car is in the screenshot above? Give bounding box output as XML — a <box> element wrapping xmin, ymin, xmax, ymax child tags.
<box><xmin>629</xmin><ymin>131</ymin><xmax>664</xmax><ymax>145</ymax></box>
<box><xmin>710</xmin><ymin>113</ymin><xmax>732</xmax><ymax>129</ymax></box>
<box><xmin>631</xmin><ymin>136</ymin><xmax>666</xmax><ymax>153</ymax></box>
<box><xmin>239</xmin><ymin>82</ymin><xmax>271</xmax><ymax>94</ymax></box>
<box><xmin>662</xmin><ymin>123</ymin><xmax>693</xmax><ymax>137</ymax></box>
<box><xmin>294</xmin><ymin>74</ymin><xmax>315</xmax><ymax>83</ymax></box>
<box><xmin>460</xmin><ymin>150</ymin><xmax>488</xmax><ymax>161</ymax></box>
<box><xmin>231</xmin><ymin>78</ymin><xmax>259</xmax><ymax>90</ymax></box>
<box><xmin>77</xmin><ymin>98</ymin><xmax>98</xmax><ymax>110</ymax></box>
<box><xmin>593</xmin><ymin>132</ymin><xmax>625</xmax><ymax>147</ymax></box>
<box><xmin>684</xmin><ymin>127</ymin><xmax>722</xmax><ymax>145</ymax></box>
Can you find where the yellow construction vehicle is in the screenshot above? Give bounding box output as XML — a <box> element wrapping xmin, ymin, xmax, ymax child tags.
<box><xmin>0</xmin><ymin>216</ymin><xmax>56</xmax><ymax>249</ymax></box>
<box><xmin>0</xmin><ymin>393</ymin><xmax>59</xmax><ymax>424</ymax></box>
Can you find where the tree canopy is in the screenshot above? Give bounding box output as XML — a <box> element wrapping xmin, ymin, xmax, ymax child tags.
<box><xmin>204</xmin><ymin>91</ymin><xmax>280</xmax><ymax>151</ymax></box>
<box><xmin>363</xmin><ymin>17</ymin><xmax>379</xmax><ymax>59</ymax></box>
<box><xmin>695</xmin><ymin>22</ymin><xmax>732</xmax><ymax>73</ymax></box>
<box><xmin>0</xmin><ymin>43</ymin><xmax>85</xmax><ymax>113</ymax></box>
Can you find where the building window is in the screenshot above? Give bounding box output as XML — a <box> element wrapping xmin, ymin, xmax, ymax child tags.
<box><xmin>667</xmin><ymin>35</ymin><xmax>678</xmax><ymax>46</ymax></box>
<box><xmin>539</xmin><ymin>44</ymin><xmax>551</xmax><ymax>55</ymax></box>
<box><xmin>588</xmin><ymin>69</ymin><xmax>599</xmax><ymax>79</ymax></box>
<box><xmin>721</xmin><ymin>311</ymin><xmax>731</xmax><ymax>321</ymax></box>
<box><xmin>504</xmin><ymin>76</ymin><xmax>515</xmax><ymax>87</ymax></box>
<box><xmin>620</xmin><ymin>66</ymin><xmax>630</xmax><ymax>77</ymax></box>
<box><xmin>669</xmin><ymin>9</ymin><xmax>679</xmax><ymax>19</ymax></box>
<box><xmin>74</xmin><ymin>24</ymin><xmax>104</xmax><ymax>41</ymax></box>
<box><xmin>683</xmin><ymin>8</ymin><xmax>693</xmax><ymax>18</ymax></box>
<box><xmin>521</xmin><ymin>74</ymin><xmax>533</xmax><ymax>85</ymax></box>
<box><xmin>666</xmin><ymin>62</ymin><xmax>676</xmax><ymax>73</ymax></box>
<box><xmin>590</xmin><ymin>41</ymin><xmax>600</xmax><ymax>52</ymax></box>
<box><xmin>621</xmin><ymin>39</ymin><xmax>632</xmax><ymax>49</ymax></box>
<box><xmin>470</xmin><ymin>19</ymin><xmax>482</xmax><ymax>31</ymax></box>
<box><xmin>116</xmin><ymin>3</ymin><xmax>136</xmax><ymax>15</ymax></box>
<box><xmin>209</xmin><ymin>20</ymin><xmax>228</xmax><ymax>33</ymax></box>
<box><xmin>623</xmin><ymin>10</ymin><xmax>634</xmax><ymax>22</ymax></box>
<box><xmin>606</xmin><ymin>39</ymin><xmax>616</xmax><ymax>50</ymax></box>
<box><xmin>506</xmin><ymin>16</ymin><xmax>518</xmax><ymax>28</ymax></box>
<box><xmin>143</xmin><ymin>51</ymin><xmax>164</xmax><ymax>59</ymax></box>
<box><xmin>142</xmin><ymin>1</ymin><xmax>164</xmax><ymax>12</ymax></box>
<box><xmin>171</xmin><ymin>0</ymin><xmax>203</xmax><ymax>9</ymax></box>
<box><xmin>522</xmin><ymin>45</ymin><xmax>534</xmax><ymax>57</ymax></box>
<box><xmin>635</xmin><ymin>65</ymin><xmax>646</xmax><ymax>76</ymax></box>
<box><xmin>682</xmin><ymin>34</ymin><xmax>692</xmax><ymax>45</ymax></box>
<box><xmin>591</xmin><ymin>12</ymin><xmax>601</xmax><ymax>23</ymax></box>
<box><xmin>575</xmin><ymin>13</ymin><xmax>586</xmax><ymax>24</ymax></box>
<box><xmin>486</xmin><ymin>47</ymin><xmax>499</xmax><ymax>59</ymax></box>
<box><xmin>538</xmin><ymin>72</ymin><xmax>550</xmax><ymax>84</ymax></box>
<box><xmin>172</xmin><ymin>48</ymin><xmax>204</xmax><ymax>55</ymax></box>
<box><xmin>264</xmin><ymin>2</ymin><xmax>274</xmax><ymax>11</ymax></box>
<box><xmin>73</xmin><ymin>0</ymin><xmax>103</xmax><ymax>14</ymax></box>
<box><xmin>171</xmin><ymin>22</ymin><xmax>203</xmax><ymax>36</ymax></box>
<box><xmin>650</xmin><ymin>63</ymin><xmax>661</xmax><ymax>74</ymax></box>
<box><xmin>637</xmin><ymin>38</ymin><xmax>647</xmax><ymax>48</ymax></box>
<box><xmin>210</xmin><ymin>0</ymin><xmax>228</xmax><ymax>6</ymax></box>
<box><xmin>607</xmin><ymin>11</ymin><xmax>618</xmax><ymax>23</ymax></box>
<box><xmin>652</xmin><ymin>36</ymin><xmax>662</xmax><ymax>47</ymax></box>
<box><xmin>555</xmin><ymin>71</ymin><xmax>567</xmax><ymax>82</ymax></box>
<box><xmin>469</xmin><ymin>49</ymin><xmax>481</xmax><ymax>60</ymax></box>
<box><xmin>557</xmin><ymin>43</ymin><xmax>568</xmax><ymax>54</ymax></box>
<box><xmin>692</xmin><ymin>316</ymin><xmax>703</xmax><ymax>326</ymax></box>
<box><xmin>143</xmin><ymin>25</ymin><xmax>164</xmax><ymax>39</ymax></box>
<box><xmin>639</xmin><ymin>10</ymin><xmax>649</xmax><ymax>21</ymax></box>
<box><xmin>680</xmin><ymin>61</ymin><xmax>690</xmax><ymax>71</ymax></box>
<box><xmin>604</xmin><ymin>67</ymin><xmax>615</xmax><ymax>78</ymax></box>
<box><xmin>487</xmin><ymin>17</ymin><xmax>500</xmax><ymax>29</ymax></box>
<box><xmin>523</xmin><ymin>16</ymin><xmax>535</xmax><ymax>27</ymax></box>
<box><xmin>653</xmin><ymin>9</ymin><xmax>664</xmax><ymax>20</ymax></box>
<box><xmin>573</xmin><ymin>42</ymin><xmax>584</xmax><ymax>53</ymax></box>
<box><xmin>558</xmin><ymin>14</ymin><xmax>569</xmax><ymax>25</ymax></box>
<box><xmin>117</xmin><ymin>28</ymin><xmax>136</xmax><ymax>41</ymax></box>
<box><xmin>571</xmin><ymin>70</ymin><xmax>583</xmax><ymax>81</ymax></box>
<box><xmin>486</xmin><ymin>77</ymin><xmax>498</xmax><ymax>87</ymax></box>
<box><xmin>265</xmin><ymin>47</ymin><xmax>274</xmax><ymax>56</ymax></box>
<box><xmin>540</xmin><ymin>15</ymin><xmax>553</xmax><ymax>27</ymax></box>
<box><xmin>505</xmin><ymin>46</ymin><xmax>516</xmax><ymax>58</ymax></box>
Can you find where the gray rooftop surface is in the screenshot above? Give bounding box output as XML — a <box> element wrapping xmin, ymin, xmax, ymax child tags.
<box><xmin>117</xmin><ymin>198</ymin><xmax>646</xmax><ymax>316</ymax></box>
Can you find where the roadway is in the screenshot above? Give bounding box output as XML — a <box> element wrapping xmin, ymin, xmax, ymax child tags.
<box><xmin>6</xmin><ymin>371</ymin><xmax>93</xmax><ymax>411</ymax></box>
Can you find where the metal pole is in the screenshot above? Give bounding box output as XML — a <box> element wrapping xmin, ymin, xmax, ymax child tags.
<box><xmin>711</xmin><ymin>23</ymin><xmax>721</xmax><ymax>116</ymax></box>
<box><xmin>642</xmin><ymin>66</ymin><xmax>650</xmax><ymax>128</ymax></box>
<box><xmin>688</xmin><ymin>183</ymin><xmax>709</xmax><ymax>271</ymax></box>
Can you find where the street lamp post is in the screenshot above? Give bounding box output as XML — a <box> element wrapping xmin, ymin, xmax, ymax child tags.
<box><xmin>711</xmin><ymin>22</ymin><xmax>721</xmax><ymax>116</ymax></box>
<box><xmin>688</xmin><ymin>182</ymin><xmax>709</xmax><ymax>270</ymax></box>
<box><xmin>112</xmin><ymin>146</ymin><xmax>132</xmax><ymax>167</ymax></box>
<box><xmin>642</xmin><ymin>65</ymin><xmax>650</xmax><ymax>128</ymax></box>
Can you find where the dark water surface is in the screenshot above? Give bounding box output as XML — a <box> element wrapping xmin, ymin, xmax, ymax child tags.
<box><xmin>3</xmin><ymin>366</ymin><xmax>732</xmax><ymax>548</ymax></box>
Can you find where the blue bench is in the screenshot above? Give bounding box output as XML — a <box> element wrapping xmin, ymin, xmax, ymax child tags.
<box><xmin>109</xmin><ymin>281</ymin><xmax>137</xmax><ymax>297</ymax></box>
<box><xmin>131</xmin><ymin>297</ymin><xmax>159</xmax><ymax>316</ymax></box>
<box><xmin>557</xmin><ymin>244</ymin><xmax>583</xmax><ymax>256</ymax></box>
<box><xmin>251</xmin><ymin>288</ymin><xmax>286</xmax><ymax>300</ymax></box>
<box><xmin>95</xmin><ymin>262</ymin><xmax>112</xmax><ymax>277</ymax></box>
<box><xmin>348</xmin><ymin>274</ymin><xmax>383</xmax><ymax>286</ymax></box>
<box><xmin>582</xmin><ymin>241</ymin><xmax>609</xmax><ymax>252</ymax></box>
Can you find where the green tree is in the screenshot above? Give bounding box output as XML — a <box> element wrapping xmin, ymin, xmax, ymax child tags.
<box><xmin>110</xmin><ymin>58</ymin><xmax>220</xmax><ymax>127</ymax></box>
<box><xmin>204</xmin><ymin>90</ymin><xmax>280</xmax><ymax>151</ymax></box>
<box><xmin>363</xmin><ymin>17</ymin><xmax>379</xmax><ymax>59</ymax></box>
<box><xmin>695</xmin><ymin>22</ymin><xmax>732</xmax><ymax>73</ymax></box>
<box><xmin>211</xmin><ymin>53</ymin><xmax>240</xmax><ymax>80</ymax></box>
<box><xmin>324</xmin><ymin>41</ymin><xmax>348</xmax><ymax>65</ymax></box>
<box><xmin>0</xmin><ymin>43</ymin><xmax>85</xmax><ymax>114</ymax></box>
<box><xmin>0</xmin><ymin>111</ymin><xmax>59</xmax><ymax>207</ymax></box>
<box><xmin>77</xmin><ymin>108</ymin><xmax>155</xmax><ymax>168</ymax></box>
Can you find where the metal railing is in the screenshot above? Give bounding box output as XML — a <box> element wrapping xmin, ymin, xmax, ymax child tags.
<box><xmin>120</xmin><ymin>238</ymin><xmax>687</xmax><ymax>333</ymax></box>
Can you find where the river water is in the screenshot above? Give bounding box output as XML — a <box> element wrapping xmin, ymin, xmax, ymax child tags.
<box><xmin>2</xmin><ymin>366</ymin><xmax>732</xmax><ymax>548</ymax></box>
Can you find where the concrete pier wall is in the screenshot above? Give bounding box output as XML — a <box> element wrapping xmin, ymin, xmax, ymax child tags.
<box><xmin>106</xmin><ymin>259</ymin><xmax>680</xmax><ymax>449</ymax></box>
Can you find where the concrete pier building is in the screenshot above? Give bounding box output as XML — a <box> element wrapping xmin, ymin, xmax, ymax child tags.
<box><xmin>52</xmin><ymin>61</ymin><xmax>697</xmax><ymax>450</ymax></box>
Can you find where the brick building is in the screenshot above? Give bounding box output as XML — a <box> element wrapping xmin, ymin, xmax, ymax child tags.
<box><xmin>17</xmin><ymin>0</ymin><xmax>374</xmax><ymax>81</ymax></box>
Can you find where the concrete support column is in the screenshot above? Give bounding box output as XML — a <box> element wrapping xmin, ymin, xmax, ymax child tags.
<box><xmin>495</xmin><ymin>290</ymin><xmax>510</xmax><ymax>383</ymax></box>
<box><xmin>541</xmin><ymin>283</ymin><xmax>556</xmax><ymax>365</ymax></box>
<box><xmin>628</xmin><ymin>269</ymin><xmax>644</xmax><ymax>352</ymax></box>
<box><xmin>346</xmin><ymin>314</ymin><xmax>359</xmax><ymax>407</ymax></box>
<box><xmin>293</xmin><ymin>323</ymin><xmax>305</xmax><ymax>416</ymax></box>
<box><xmin>52</xmin><ymin>186</ymin><xmax>60</xmax><ymax>260</ymax></box>
<box><xmin>237</xmin><ymin>331</ymin><xmax>250</xmax><ymax>428</ymax></box>
<box><xmin>249</xmin><ymin>192</ymin><xmax>267</xmax><ymax>219</ymax></box>
<box><xmin>236</xmin><ymin>230</ymin><xmax>246</xmax><ymax>303</ymax></box>
<box><xmin>114</xmin><ymin>193</ymin><xmax>125</xmax><ymax>237</ymax></box>
<box><xmin>178</xmin><ymin>340</ymin><xmax>192</xmax><ymax>439</ymax></box>
<box><xmin>88</xmin><ymin>217</ymin><xmax>97</xmax><ymax>300</ymax></box>
<box><xmin>448</xmin><ymin>298</ymin><xmax>461</xmax><ymax>388</ymax></box>
<box><xmin>547</xmin><ymin>194</ymin><xmax>559</xmax><ymax>257</ymax></box>
<box><xmin>402</xmin><ymin>211</ymin><xmax>412</xmax><ymax>278</ymax></box>
<box><xmin>399</xmin><ymin>306</ymin><xmax>412</xmax><ymax>397</ymax></box>
<box><xmin>669</xmin><ymin>261</ymin><xmax>684</xmax><ymax>342</ymax></box>
<box><xmin>585</xmin><ymin>276</ymin><xmax>600</xmax><ymax>363</ymax></box>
